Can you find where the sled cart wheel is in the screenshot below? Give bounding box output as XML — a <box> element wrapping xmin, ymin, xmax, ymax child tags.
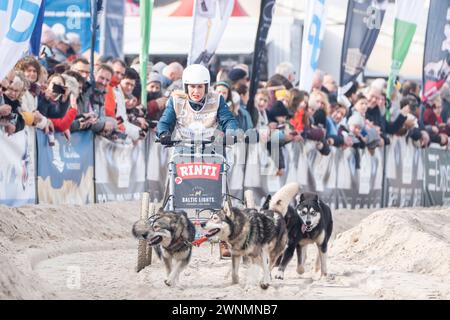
<box><xmin>136</xmin><ymin>193</ymin><xmax>154</xmax><ymax>272</ymax></box>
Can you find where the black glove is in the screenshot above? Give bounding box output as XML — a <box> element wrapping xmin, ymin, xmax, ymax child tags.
<box><xmin>159</xmin><ymin>132</ymin><xmax>172</xmax><ymax>145</ymax></box>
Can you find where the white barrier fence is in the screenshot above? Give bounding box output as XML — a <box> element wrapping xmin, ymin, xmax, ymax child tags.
<box><xmin>1</xmin><ymin>128</ymin><xmax>449</xmax><ymax>207</ymax></box>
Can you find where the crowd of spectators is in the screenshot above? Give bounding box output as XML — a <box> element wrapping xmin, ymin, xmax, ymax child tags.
<box><xmin>1</xmin><ymin>26</ymin><xmax>449</xmax><ymax>177</ymax></box>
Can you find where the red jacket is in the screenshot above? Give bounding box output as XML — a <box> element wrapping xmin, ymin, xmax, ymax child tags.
<box><xmin>50</xmin><ymin>107</ymin><xmax>77</xmax><ymax>132</ymax></box>
<box><xmin>290</xmin><ymin>108</ymin><xmax>306</xmax><ymax>133</ymax></box>
<box><xmin>423</xmin><ymin>107</ymin><xmax>442</xmax><ymax>127</ymax></box>
<box><xmin>423</xmin><ymin>107</ymin><xmax>450</xmax><ymax>135</ymax></box>
<box><xmin>147</xmin><ymin>100</ymin><xmax>163</xmax><ymax>121</ymax></box>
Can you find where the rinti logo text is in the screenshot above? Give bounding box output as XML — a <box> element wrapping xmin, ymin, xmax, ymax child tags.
<box><xmin>176</xmin><ymin>163</ymin><xmax>221</xmax><ymax>180</ymax></box>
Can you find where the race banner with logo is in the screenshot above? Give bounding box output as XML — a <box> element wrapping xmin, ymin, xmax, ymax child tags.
<box><xmin>187</xmin><ymin>0</ymin><xmax>234</xmax><ymax>66</ymax></box>
<box><xmin>247</xmin><ymin>0</ymin><xmax>276</xmax><ymax>125</ymax></box>
<box><xmin>0</xmin><ymin>127</ymin><xmax>36</xmax><ymax>207</ymax></box>
<box><xmin>36</xmin><ymin>130</ymin><xmax>94</xmax><ymax>204</ymax></box>
<box><xmin>0</xmin><ymin>0</ymin><xmax>45</xmax><ymax>80</ymax></box>
<box><xmin>44</xmin><ymin>0</ymin><xmax>97</xmax><ymax>54</ymax></box>
<box><xmin>423</xmin><ymin>144</ymin><xmax>450</xmax><ymax>206</ymax></box>
<box><xmin>383</xmin><ymin>135</ymin><xmax>424</xmax><ymax>208</ymax></box>
<box><xmin>386</xmin><ymin>0</ymin><xmax>423</xmax><ymax>102</ymax></box>
<box><xmin>100</xmin><ymin>0</ymin><xmax>124</xmax><ymax>58</ymax></box>
<box><xmin>95</xmin><ymin>136</ymin><xmax>146</xmax><ymax>203</ymax></box>
<box><xmin>422</xmin><ymin>0</ymin><xmax>450</xmax><ymax>102</ymax></box>
<box><xmin>340</xmin><ymin>0</ymin><xmax>387</xmax><ymax>88</ymax></box>
<box><xmin>299</xmin><ymin>0</ymin><xmax>328</xmax><ymax>92</ymax></box>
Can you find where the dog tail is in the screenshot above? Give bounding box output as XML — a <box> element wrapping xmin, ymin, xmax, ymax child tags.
<box><xmin>269</xmin><ymin>182</ymin><xmax>300</xmax><ymax>216</ymax></box>
<box><xmin>244</xmin><ymin>189</ymin><xmax>256</xmax><ymax>209</ymax></box>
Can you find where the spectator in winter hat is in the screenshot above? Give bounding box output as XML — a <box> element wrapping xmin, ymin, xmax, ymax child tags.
<box><xmin>146</xmin><ymin>73</ymin><xmax>168</xmax><ymax>123</ymax></box>
<box><xmin>228</xmin><ymin>68</ymin><xmax>248</xmax><ymax>90</ymax></box>
<box><xmin>152</xmin><ymin>61</ymin><xmax>167</xmax><ymax>75</ymax></box>
<box><xmin>268</xmin><ymin>100</ymin><xmax>290</xmax><ymax>124</ymax></box>
<box><xmin>147</xmin><ymin>72</ymin><xmax>163</xmax><ymax>93</ymax></box>
<box><xmin>345</xmin><ymin>112</ymin><xmax>367</xmax><ymax>168</ymax></box>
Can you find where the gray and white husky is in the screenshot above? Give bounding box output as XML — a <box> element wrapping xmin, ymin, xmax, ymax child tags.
<box><xmin>132</xmin><ymin>209</ymin><xmax>195</xmax><ymax>287</ymax></box>
<box><xmin>203</xmin><ymin>183</ymin><xmax>299</xmax><ymax>289</ymax></box>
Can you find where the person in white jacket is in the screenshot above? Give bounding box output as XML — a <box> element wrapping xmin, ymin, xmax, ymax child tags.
<box><xmin>15</xmin><ymin>56</ymin><xmax>53</xmax><ymax>133</ymax></box>
<box><xmin>115</xmin><ymin>68</ymin><xmax>144</xmax><ymax>142</ymax></box>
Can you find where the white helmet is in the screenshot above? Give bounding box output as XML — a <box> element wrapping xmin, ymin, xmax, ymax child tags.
<box><xmin>182</xmin><ymin>64</ymin><xmax>210</xmax><ymax>89</ymax></box>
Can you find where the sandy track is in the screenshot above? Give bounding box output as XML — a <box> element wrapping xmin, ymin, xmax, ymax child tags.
<box><xmin>1</xmin><ymin>203</ymin><xmax>449</xmax><ymax>300</ymax></box>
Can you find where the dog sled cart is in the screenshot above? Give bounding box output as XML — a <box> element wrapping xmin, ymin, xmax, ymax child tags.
<box><xmin>136</xmin><ymin>138</ymin><xmax>243</xmax><ymax>272</ymax></box>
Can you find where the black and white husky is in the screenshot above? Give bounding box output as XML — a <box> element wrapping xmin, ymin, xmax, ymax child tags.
<box><xmin>274</xmin><ymin>192</ymin><xmax>333</xmax><ymax>280</ymax></box>
<box><xmin>203</xmin><ymin>183</ymin><xmax>300</xmax><ymax>289</ymax></box>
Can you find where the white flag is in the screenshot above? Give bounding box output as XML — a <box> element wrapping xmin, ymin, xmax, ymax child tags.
<box><xmin>299</xmin><ymin>0</ymin><xmax>328</xmax><ymax>92</ymax></box>
<box><xmin>187</xmin><ymin>0</ymin><xmax>234</xmax><ymax>66</ymax></box>
<box><xmin>0</xmin><ymin>0</ymin><xmax>43</xmax><ymax>80</ymax></box>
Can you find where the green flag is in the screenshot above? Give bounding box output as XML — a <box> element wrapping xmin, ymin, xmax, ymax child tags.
<box><xmin>140</xmin><ymin>0</ymin><xmax>154</xmax><ymax>106</ymax></box>
<box><xmin>386</xmin><ymin>0</ymin><xmax>423</xmax><ymax>120</ymax></box>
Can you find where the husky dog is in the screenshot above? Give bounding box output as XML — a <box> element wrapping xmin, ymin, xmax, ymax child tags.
<box><xmin>203</xmin><ymin>183</ymin><xmax>299</xmax><ymax>289</ymax></box>
<box><xmin>274</xmin><ymin>193</ymin><xmax>333</xmax><ymax>280</ymax></box>
<box><xmin>132</xmin><ymin>210</ymin><xmax>195</xmax><ymax>286</ymax></box>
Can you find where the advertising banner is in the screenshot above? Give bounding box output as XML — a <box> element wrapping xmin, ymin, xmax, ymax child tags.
<box><xmin>36</xmin><ymin>130</ymin><xmax>94</xmax><ymax>204</ymax></box>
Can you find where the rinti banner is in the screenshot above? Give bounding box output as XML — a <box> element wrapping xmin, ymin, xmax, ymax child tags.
<box><xmin>174</xmin><ymin>162</ymin><xmax>223</xmax><ymax>210</ymax></box>
<box><xmin>176</xmin><ymin>163</ymin><xmax>222</xmax><ymax>181</ymax></box>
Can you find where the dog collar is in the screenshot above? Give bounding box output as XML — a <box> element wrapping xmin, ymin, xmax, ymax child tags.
<box><xmin>167</xmin><ymin>235</ymin><xmax>191</xmax><ymax>252</ymax></box>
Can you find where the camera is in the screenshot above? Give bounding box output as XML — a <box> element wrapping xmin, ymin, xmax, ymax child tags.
<box><xmin>52</xmin><ymin>83</ymin><xmax>66</xmax><ymax>95</ymax></box>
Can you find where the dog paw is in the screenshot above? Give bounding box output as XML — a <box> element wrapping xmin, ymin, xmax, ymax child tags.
<box><xmin>231</xmin><ymin>277</ymin><xmax>239</xmax><ymax>285</ymax></box>
<box><xmin>324</xmin><ymin>273</ymin><xmax>335</xmax><ymax>281</ymax></box>
<box><xmin>164</xmin><ymin>279</ymin><xmax>172</xmax><ymax>287</ymax></box>
<box><xmin>260</xmin><ymin>282</ymin><xmax>269</xmax><ymax>290</ymax></box>
<box><xmin>297</xmin><ymin>266</ymin><xmax>305</xmax><ymax>275</ymax></box>
<box><xmin>274</xmin><ymin>270</ymin><xmax>284</xmax><ymax>280</ymax></box>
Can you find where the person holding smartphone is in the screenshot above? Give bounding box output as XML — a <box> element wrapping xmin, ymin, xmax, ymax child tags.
<box><xmin>37</xmin><ymin>73</ymin><xmax>70</xmax><ymax>119</ymax></box>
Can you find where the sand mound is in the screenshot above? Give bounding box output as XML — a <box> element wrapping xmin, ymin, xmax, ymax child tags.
<box><xmin>0</xmin><ymin>202</ymin><xmax>140</xmax><ymax>299</ymax></box>
<box><xmin>331</xmin><ymin>207</ymin><xmax>450</xmax><ymax>276</ymax></box>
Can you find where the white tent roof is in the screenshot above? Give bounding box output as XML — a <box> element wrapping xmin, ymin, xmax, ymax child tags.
<box><xmin>123</xmin><ymin>0</ymin><xmax>429</xmax><ymax>79</ymax></box>
<box><xmin>124</xmin><ymin>17</ymin><xmax>258</xmax><ymax>55</ymax></box>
